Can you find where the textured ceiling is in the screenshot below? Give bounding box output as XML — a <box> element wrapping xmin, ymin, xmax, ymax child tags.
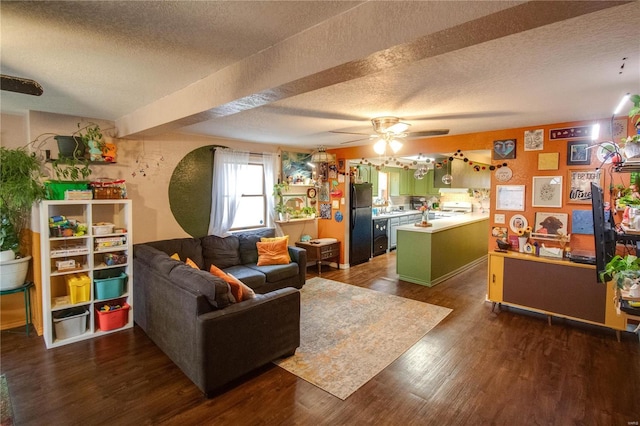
<box><xmin>1</xmin><ymin>1</ymin><xmax>639</xmax><ymax>151</ymax></box>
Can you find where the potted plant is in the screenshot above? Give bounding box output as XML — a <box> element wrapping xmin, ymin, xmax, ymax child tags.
<box><xmin>621</xmin><ymin>94</ymin><xmax>640</xmax><ymax>158</ymax></box>
<box><xmin>600</xmin><ymin>254</ymin><xmax>640</xmax><ymax>290</ymax></box>
<box><xmin>273</xmin><ymin>182</ymin><xmax>289</xmax><ymax>221</ymax></box>
<box><xmin>301</xmin><ymin>206</ymin><xmax>316</xmax><ymax>218</ymax></box>
<box><xmin>0</xmin><ymin>146</ymin><xmax>47</xmax><ymax>289</ymax></box>
<box><xmin>77</xmin><ymin>122</ymin><xmax>105</xmax><ymax>161</ymax></box>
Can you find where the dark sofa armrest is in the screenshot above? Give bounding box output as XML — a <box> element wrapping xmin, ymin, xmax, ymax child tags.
<box><xmin>196</xmin><ymin>288</ymin><xmax>301</xmax><ymax>396</ymax></box>
<box><xmin>288</xmin><ymin>246</ymin><xmax>306</xmax><ymax>287</ymax></box>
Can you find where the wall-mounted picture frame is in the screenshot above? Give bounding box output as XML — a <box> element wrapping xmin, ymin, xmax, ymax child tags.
<box><xmin>495</xmin><ymin>185</ymin><xmax>525</xmax><ymax>211</ymax></box>
<box><xmin>281</xmin><ymin>151</ymin><xmax>312</xmax><ymax>182</ymax></box>
<box><xmin>492</xmin><ymin>139</ymin><xmax>516</xmax><ymax>160</ymax></box>
<box><xmin>567</xmin><ymin>169</ymin><xmax>601</xmax><ymax>204</ymax></box>
<box><xmin>509</xmin><ymin>214</ymin><xmax>528</xmax><ymax>233</ymax></box>
<box><xmin>567</xmin><ymin>140</ymin><xmax>591</xmax><ymax>165</ymax></box>
<box><xmin>538</xmin><ymin>152</ymin><xmax>559</xmax><ymax>170</ymax></box>
<box><xmin>532</xmin><ymin>176</ymin><xmax>563</xmax><ymax>208</ymax></box>
<box><xmin>549</xmin><ymin>125</ymin><xmax>591</xmax><ymax>140</ymax></box>
<box><xmin>524</xmin><ymin>129</ymin><xmax>544</xmax><ymax>151</ymax></box>
<box><xmin>532</xmin><ymin>212</ymin><xmax>569</xmax><ymax>236</ymax></box>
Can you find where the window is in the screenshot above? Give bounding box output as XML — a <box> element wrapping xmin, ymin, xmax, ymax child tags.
<box><xmin>230</xmin><ymin>163</ymin><xmax>266</xmax><ymax>230</ymax></box>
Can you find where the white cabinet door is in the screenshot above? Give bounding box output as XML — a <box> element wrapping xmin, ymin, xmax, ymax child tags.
<box><xmin>389</xmin><ymin>218</ymin><xmax>400</xmax><ymax>248</ymax></box>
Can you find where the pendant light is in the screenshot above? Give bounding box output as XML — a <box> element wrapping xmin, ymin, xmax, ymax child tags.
<box><xmin>442</xmin><ymin>159</ymin><xmax>453</xmax><ymax>184</ymax></box>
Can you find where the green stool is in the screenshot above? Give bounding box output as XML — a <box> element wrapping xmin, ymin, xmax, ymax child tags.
<box><xmin>0</xmin><ymin>281</ymin><xmax>34</xmax><ymax>336</ymax></box>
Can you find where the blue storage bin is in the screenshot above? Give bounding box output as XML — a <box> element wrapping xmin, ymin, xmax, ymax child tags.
<box><xmin>94</xmin><ymin>272</ymin><xmax>127</xmax><ymax>300</ymax></box>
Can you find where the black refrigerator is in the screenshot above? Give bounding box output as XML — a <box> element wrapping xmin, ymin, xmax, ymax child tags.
<box><xmin>349</xmin><ymin>183</ymin><xmax>372</xmax><ymax>266</ymax></box>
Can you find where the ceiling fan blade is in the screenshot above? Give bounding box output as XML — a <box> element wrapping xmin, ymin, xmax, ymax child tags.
<box><xmin>340</xmin><ymin>136</ymin><xmax>373</xmax><ymax>145</ymax></box>
<box><xmin>1</xmin><ymin>74</ymin><xmax>43</xmax><ymax>96</ymax></box>
<box><xmin>408</xmin><ymin>129</ymin><xmax>450</xmax><ymax>137</ymax></box>
<box><xmin>330</xmin><ymin>130</ymin><xmax>370</xmax><ymax>136</ymax></box>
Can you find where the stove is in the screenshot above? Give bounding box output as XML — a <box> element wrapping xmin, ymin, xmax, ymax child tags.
<box><xmin>437</xmin><ymin>201</ymin><xmax>473</xmax><ymax>216</ymax></box>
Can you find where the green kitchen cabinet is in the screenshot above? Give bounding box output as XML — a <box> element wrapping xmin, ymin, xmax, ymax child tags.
<box><xmin>389</xmin><ymin>169</ymin><xmax>400</xmax><ymax>196</ymax></box>
<box><xmin>370</xmin><ymin>167</ymin><xmax>379</xmax><ymax>195</ymax></box>
<box><xmin>413</xmin><ymin>173</ymin><xmax>428</xmax><ymax>196</ymax></box>
<box><xmin>399</xmin><ymin>168</ymin><xmax>414</xmax><ymax>195</ymax></box>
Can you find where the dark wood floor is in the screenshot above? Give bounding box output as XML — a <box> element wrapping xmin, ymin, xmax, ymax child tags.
<box><xmin>2</xmin><ymin>252</ymin><xmax>639</xmax><ymax>425</ymax></box>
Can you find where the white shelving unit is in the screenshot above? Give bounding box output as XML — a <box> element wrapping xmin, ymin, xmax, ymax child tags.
<box><xmin>39</xmin><ymin>200</ymin><xmax>133</xmax><ymax>348</ymax></box>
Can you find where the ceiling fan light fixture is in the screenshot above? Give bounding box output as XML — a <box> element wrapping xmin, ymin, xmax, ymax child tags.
<box><xmin>389</xmin><ymin>139</ymin><xmax>403</xmax><ymax>153</ymax></box>
<box><xmin>373</xmin><ymin>139</ymin><xmax>387</xmax><ymax>155</ymax></box>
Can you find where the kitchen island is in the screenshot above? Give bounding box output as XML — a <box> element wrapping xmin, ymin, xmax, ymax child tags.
<box><xmin>396</xmin><ymin>213</ymin><xmax>489</xmax><ymax>287</ymax></box>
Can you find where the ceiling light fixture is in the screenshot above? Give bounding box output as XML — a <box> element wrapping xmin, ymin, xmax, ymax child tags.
<box><xmin>309</xmin><ymin>147</ymin><xmax>335</xmax><ymax>163</ymax></box>
<box><xmin>373</xmin><ymin>134</ymin><xmax>403</xmax><ymax>155</ymax></box>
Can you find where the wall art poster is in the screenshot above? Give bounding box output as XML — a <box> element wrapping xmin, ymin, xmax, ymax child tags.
<box><xmin>549</xmin><ymin>126</ymin><xmax>591</xmax><ymax>140</ymax></box>
<box><xmin>571</xmin><ymin>210</ymin><xmax>594</xmax><ymax>235</ymax></box>
<box><xmin>567</xmin><ymin>169</ymin><xmax>601</xmax><ymax>204</ymax></box>
<box><xmin>319</xmin><ymin>203</ymin><xmax>332</xmax><ymax>219</ymax></box>
<box><xmin>532</xmin><ymin>176</ymin><xmax>563</xmax><ymax>208</ymax></box>
<box><xmin>281</xmin><ymin>151</ymin><xmax>312</xmax><ymax>182</ymax></box>
<box><xmin>495</xmin><ymin>185</ymin><xmax>525</xmax><ymax>211</ymax></box>
<box><xmin>524</xmin><ymin>129</ymin><xmax>544</xmax><ymax>151</ymax></box>
<box><xmin>533</xmin><ymin>212</ymin><xmax>569</xmax><ymax>236</ymax></box>
<box><xmin>493</xmin><ymin>139</ymin><xmax>516</xmax><ymax>160</ymax></box>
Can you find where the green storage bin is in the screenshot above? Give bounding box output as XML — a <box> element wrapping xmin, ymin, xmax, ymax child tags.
<box><xmin>44</xmin><ymin>181</ymin><xmax>90</xmax><ymax>200</ymax></box>
<box><xmin>94</xmin><ymin>272</ymin><xmax>127</xmax><ymax>300</ymax></box>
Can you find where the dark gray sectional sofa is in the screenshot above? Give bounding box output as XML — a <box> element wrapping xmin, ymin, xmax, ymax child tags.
<box><xmin>133</xmin><ymin>228</ymin><xmax>306</xmax><ymax>397</ymax></box>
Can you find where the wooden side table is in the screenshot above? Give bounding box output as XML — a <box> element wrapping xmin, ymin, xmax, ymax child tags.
<box><xmin>0</xmin><ymin>281</ymin><xmax>34</xmax><ymax>336</ymax></box>
<box><xmin>295</xmin><ymin>240</ymin><xmax>340</xmax><ymax>276</ymax></box>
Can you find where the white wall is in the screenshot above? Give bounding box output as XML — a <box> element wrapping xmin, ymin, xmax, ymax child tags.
<box><xmin>1</xmin><ymin>111</ymin><xmax>287</xmax><ymax>243</ymax></box>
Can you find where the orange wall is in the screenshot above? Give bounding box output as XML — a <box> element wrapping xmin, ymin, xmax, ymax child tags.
<box><xmin>324</xmin><ymin>117</ymin><xmax>634</xmax><ymax>263</ymax></box>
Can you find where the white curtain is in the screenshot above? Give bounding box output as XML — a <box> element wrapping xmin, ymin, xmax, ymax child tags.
<box><xmin>208</xmin><ymin>149</ymin><xmax>249</xmax><ymax>237</ymax></box>
<box><xmin>262</xmin><ymin>152</ymin><xmax>277</xmax><ymax>230</ymax></box>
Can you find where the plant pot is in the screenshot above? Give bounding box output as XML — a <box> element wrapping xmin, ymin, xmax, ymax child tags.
<box><xmin>518</xmin><ymin>236</ymin><xmax>528</xmax><ymax>253</ymax></box>
<box><xmin>0</xmin><ymin>249</ymin><xmax>15</xmax><ymax>262</ymax></box>
<box><xmin>624</xmin><ymin>142</ymin><xmax>640</xmax><ymax>159</ymax></box>
<box><xmin>54</xmin><ymin>135</ymin><xmax>85</xmax><ymax>159</ymax></box>
<box><xmin>0</xmin><ymin>255</ymin><xmax>31</xmax><ymax>290</ymax></box>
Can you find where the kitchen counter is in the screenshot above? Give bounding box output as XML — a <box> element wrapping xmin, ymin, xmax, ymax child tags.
<box><xmin>396</xmin><ymin>214</ymin><xmax>489</xmax><ymax>287</ymax></box>
<box><xmin>373</xmin><ymin>210</ymin><xmax>422</xmax><ymax>219</ymax></box>
<box><xmin>395</xmin><ymin>213</ymin><xmax>489</xmax><ymax>232</ymax></box>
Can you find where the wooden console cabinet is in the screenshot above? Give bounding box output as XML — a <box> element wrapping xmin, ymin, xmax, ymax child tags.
<box><xmin>488</xmin><ymin>251</ymin><xmax>629</xmax><ymax>337</ymax></box>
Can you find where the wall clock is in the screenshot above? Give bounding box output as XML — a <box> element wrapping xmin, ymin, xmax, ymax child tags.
<box><xmin>307</xmin><ymin>187</ymin><xmax>317</xmax><ymax>198</ymax></box>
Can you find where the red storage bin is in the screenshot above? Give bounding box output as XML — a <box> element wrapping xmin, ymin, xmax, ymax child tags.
<box><xmin>95</xmin><ymin>302</ymin><xmax>130</xmax><ymax>331</ymax></box>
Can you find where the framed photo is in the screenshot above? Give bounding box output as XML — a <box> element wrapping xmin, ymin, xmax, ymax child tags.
<box><xmin>567</xmin><ymin>140</ymin><xmax>591</xmax><ymax>165</ymax></box>
<box><xmin>495</xmin><ymin>185</ymin><xmax>525</xmax><ymax>211</ymax></box>
<box><xmin>567</xmin><ymin>169</ymin><xmax>601</xmax><ymax>204</ymax></box>
<box><xmin>493</xmin><ymin>139</ymin><xmax>516</xmax><ymax>160</ymax></box>
<box><xmin>532</xmin><ymin>176</ymin><xmax>563</xmax><ymax>208</ymax></box>
<box><xmin>509</xmin><ymin>214</ymin><xmax>528</xmax><ymax>233</ymax></box>
<box><xmin>532</xmin><ymin>212</ymin><xmax>569</xmax><ymax>236</ymax></box>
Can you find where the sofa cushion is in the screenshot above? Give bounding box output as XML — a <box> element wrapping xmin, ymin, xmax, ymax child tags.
<box><xmin>223</xmin><ymin>265</ymin><xmax>267</xmax><ymax>290</ymax></box>
<box><xmin>246</xmin><ymin>262</ymin><xmax>299</xmax><ymax>283</ymax></box>
<box><xmin>146</xmin><ymin>238</ymin><xmax>203</xmax><ymax>269</ymax></box>
<box><xmin>201</xmin><ymin>235</ymin><xmax>241</xmax><ymax>270</ymax></box>
<box><xmin>237</xmin><ymin>228</ymin><xmax>275</xmax><ymax>264</ymax></box>
<box><xmin>169</xmin><ymin>263</ymin><xmax>235</xmax><ymax>309</ymax></box>
<box><xmin>256</xmin><ymin>239</ymin><xmax>291</xmax><ymax>266</ymax></box>
<box><xmin>134</xmin><ymin>245</ymin><xmax>182</xmax><ymax>275</ymax></box>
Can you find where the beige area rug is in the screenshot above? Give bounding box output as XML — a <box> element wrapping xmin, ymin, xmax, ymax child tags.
<box><xmin>274</xmin><ymin>277</ymin><xmax>452</xmax><ymax>400</ymax></box>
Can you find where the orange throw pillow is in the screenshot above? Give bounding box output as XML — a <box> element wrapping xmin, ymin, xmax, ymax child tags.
<box><xmin>256</xmin><ymin>239</ymin><xmax>291</xmax><ymax>266</ymax></box>
<box><xmin>260</xmin><ymin>235</ymin><xmax>289</xmax><ymax>245</ymax></box>
<box><xmin>210</xmin><ymin>264</ymin><xmax>245</xmax><ymax>301</ymax></box>
<box><xmin>185</xmin><ymin>257</ymin><xmax>199</xmax><ymax>269</ymax></box>
<box><xmin>228</xmin><ymin>273</ymin><xmax>256</xmax><ymax>300</ymax></box>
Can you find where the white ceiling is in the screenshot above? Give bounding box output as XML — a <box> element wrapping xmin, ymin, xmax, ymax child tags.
<box><xmin>1</xmin><ymin>1</ymin><xmax>639</xmax><ymax>150</ymax></box>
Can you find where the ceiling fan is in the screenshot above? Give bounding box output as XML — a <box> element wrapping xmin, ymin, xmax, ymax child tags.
<box><xmin>1</xmin><ymin>74</ymin><xmax>43</xmax><ymax>96</ymax></box>
<box><xmin>335</xmin><ymin>116</ymin><xmax>449</xmax><ymax>145</ymax></box>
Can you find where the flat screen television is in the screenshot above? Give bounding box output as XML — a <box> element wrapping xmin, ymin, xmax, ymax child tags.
<box><xmin>591</xmin><ymin>182</ymin><xmax>616</xmax><ymax>281</ymax></box>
